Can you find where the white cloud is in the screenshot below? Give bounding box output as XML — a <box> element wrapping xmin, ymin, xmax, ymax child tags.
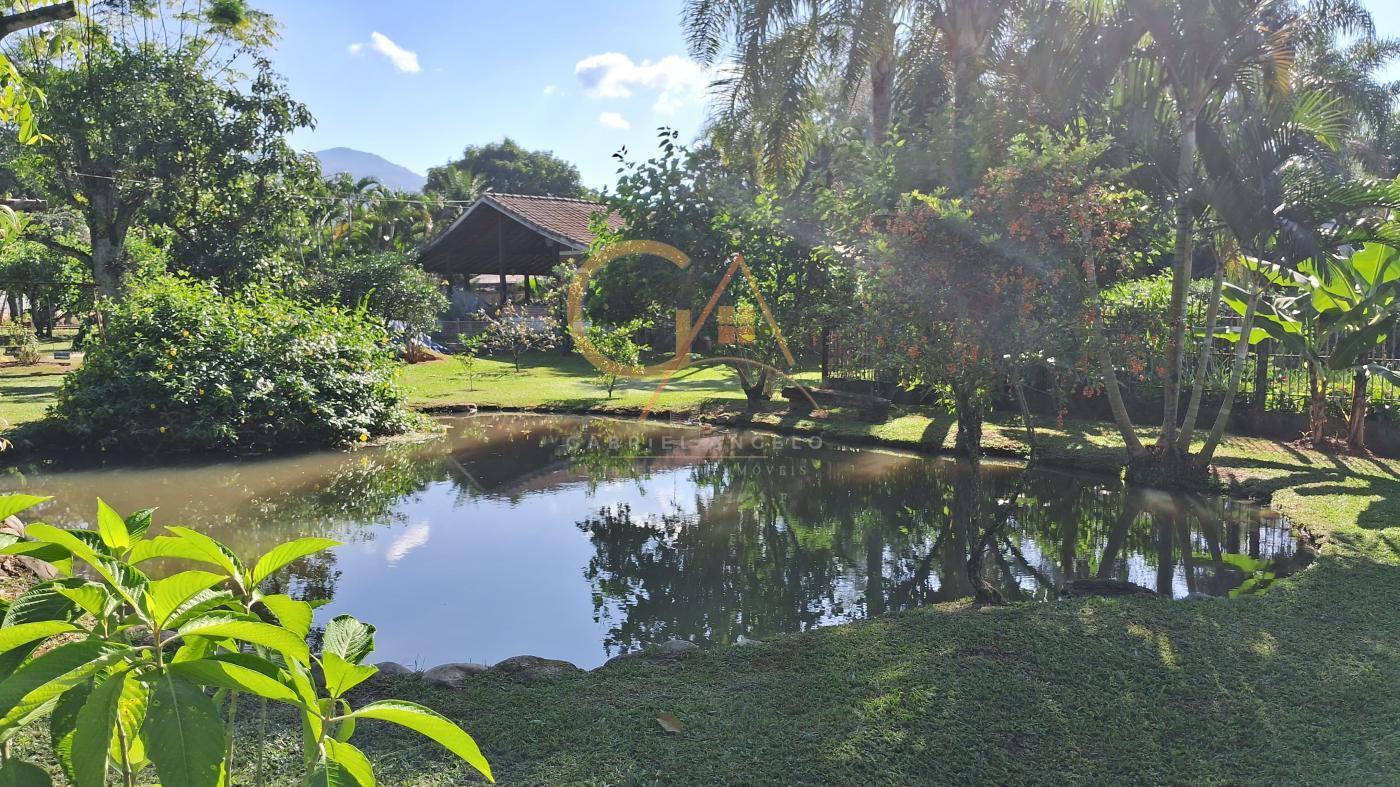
<box><xmin>543</xmin><ymin>84</ymin><xmax>559</xmax><ymax>96</ymax></box>
<box><xmin>385</xmin><ymin>523</ymin><xmax>431</xmax><ymax>566</ymax></box>
<box><xmin>598</xmin><ymin>111</ymin><xmax>631</xmax><ymax>130</ymax></box>
<box><xmin>348</xmin><ymin>32</ymin><xmax>421</xmax><ymax>74</ymax></box>
<box><xmin>575</xmin><ymin>52</ymin><xmax>708</xmax><ymax>113</ymax></box>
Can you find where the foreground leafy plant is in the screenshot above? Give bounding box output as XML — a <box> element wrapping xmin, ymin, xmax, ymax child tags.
<box><xmin>0</xmin><ymin>494</ymin><xmax>492</xmax><ymax>785</ymax></box>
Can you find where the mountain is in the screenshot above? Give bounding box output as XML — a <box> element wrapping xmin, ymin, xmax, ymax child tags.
<box><xmin>314</xmin><ymin>147</ymin><xmax>427</xmax><ymax>193</ymax></box>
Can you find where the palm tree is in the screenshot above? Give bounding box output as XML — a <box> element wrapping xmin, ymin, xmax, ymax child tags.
<box><xmin>424</xmin><ymin>167</ymin><xmax>488</xmax><ymax>228</ymax></box>
<box><xmin>1113</xmin><ymin>0</ymin><xmax>1298</xmax><ymax>477</ymax></box>
<box><xmin>685</xmin><ymin>0</ymin><xmax>1026</xmax><ymax>190</ymax></box>
<box><xmin>1292</xmin><ymin>0</ymin><xmax>1400</xmax><ymax>176</ymax></box>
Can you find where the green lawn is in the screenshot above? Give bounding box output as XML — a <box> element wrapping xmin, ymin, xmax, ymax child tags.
<box><xmin>400</xmin><ymin>352</ymin><xmax>820</xmax><ymax>414</ymax></box>
<box><xmin>6</xmin><ymin>351</ymin><xmax>1400</xmax><ymax>783</ymax></box>
<box><xmin>0</xmin><ymin>365</ymin><xmax>69</xmax><ymax>428</ymax></box>
<box><xmin>0</xmin><ymin>330</ymin><xmax>77</xmax><ymax>428</ymax></box>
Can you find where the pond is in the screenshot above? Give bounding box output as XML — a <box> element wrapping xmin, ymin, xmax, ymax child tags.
<box><xmin>0</xmin><ymin>415</ymin><xmax>1303</xmax><ymax>669</ymax></box>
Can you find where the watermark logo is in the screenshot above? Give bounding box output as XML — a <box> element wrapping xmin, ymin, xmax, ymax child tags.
<box><xmin>566</xmin><ymin>240</ymin><xmax>816</xmax><ymax>420</ymax></box>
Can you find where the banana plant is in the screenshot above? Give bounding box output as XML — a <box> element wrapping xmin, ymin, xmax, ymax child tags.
<box><xmin>1222</xmin><ymin>243</ymin><xmax>1400</xmax><ymax>449</ymax></box>
<box><xmin>0</xmin><ymin>494</ymin><xmax>493</xmax><ymax>786</ymax></box>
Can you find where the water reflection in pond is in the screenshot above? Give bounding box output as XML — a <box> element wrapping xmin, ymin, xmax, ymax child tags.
<box><xmin>0</xmin><ymin>415</ymin><xmax>1301</xmax><ymax>669</ymax></box>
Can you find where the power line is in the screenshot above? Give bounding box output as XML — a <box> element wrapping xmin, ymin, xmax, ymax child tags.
<box><xmin>61</xmin><ymin>171</ymin><xmax>479</xmax><ymax>209</ymax></box>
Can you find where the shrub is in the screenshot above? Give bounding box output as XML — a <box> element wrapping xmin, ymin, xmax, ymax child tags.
<box><xmin>53</xmin><ymin>275</ymin><xmax>414</xmax><ymax>453</ymax></box>
<box><xmin>299</xmin><ymin>252</ymin><xmax>449</xmax><ymax>337</ymax></box>
<box><xmin>5</xmin><ymin>323</ymin><xmax>40</xmax><ymax>366</ymax></box>
<box><xmin>475</xmin><ymin>303</ymin><xmax>556</xmax><ymax>373</ymax></box>
<box><xmin>455</xmin><ymin>333</ymin><xmax>486</xmax><ymax>391</ymax></box>
<box><xmin>587</xmin><ymin>320</ymin><xmax>645</xmax><ymax>398</ymax></box>
<box><xmin>0</xmin><ymin>494</ymin><xmax>493</xmax><ymax>785</ymax></box>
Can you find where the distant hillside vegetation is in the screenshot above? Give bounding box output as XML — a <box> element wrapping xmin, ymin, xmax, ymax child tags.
<box><xmin>315</xmin><ymin>147</ymin><xmax>427</xmax><ymax>193</ymax></box>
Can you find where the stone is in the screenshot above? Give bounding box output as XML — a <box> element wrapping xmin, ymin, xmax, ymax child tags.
<box><xmin>374</xmin><ymin>661</ymin><xmax>416</xmax><ymax>678</ymax></box>
<box><xmin>1183</xmin><ymin>592</ymin><xmax>1216</xmax><ymax>601</ymax></box>
<box><xmin>0</xmin><ymin>516</ymin><xmax>58</xmax><ymax>582</ymax></box>
<box><xmin>734</xmin><ymin>635</ymin><xmax>763</xmax><ymax>647</ymax></box>
<box><xmin>422</xmin><ymin>662</ymin><xmax>487</xmax><ymax>688</ymax></box>
<box><xmin>490</xmin><ymin>655</ymin><xmax>583</xmax><ymax>683</ymax></box>
<box><xmin>598</xmin><ymin>651</ymin><xmax>643</xmax><ymax>670</ymax></box>
<box><xmin>655</xmin><ymin>639</ymin><xmax>700</xmax><ymax>659</ymax></box>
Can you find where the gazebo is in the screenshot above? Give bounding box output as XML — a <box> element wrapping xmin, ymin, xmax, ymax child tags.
<box><xmin>418</xmin><ymin>193</ymin><xmax>624</xmax><ymax>308</ymax></box>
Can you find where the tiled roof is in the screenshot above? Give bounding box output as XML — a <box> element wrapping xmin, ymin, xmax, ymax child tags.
<box><xmin>483</xmin><ymin>193</ymin><xmax>624</xmax><ymax>249</ymax></box>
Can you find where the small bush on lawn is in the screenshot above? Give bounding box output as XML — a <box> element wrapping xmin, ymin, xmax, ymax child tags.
<box><xmin>53</xmin><ymin>275</ymin><xmax>414</xmax><ymax>452</ymax></box>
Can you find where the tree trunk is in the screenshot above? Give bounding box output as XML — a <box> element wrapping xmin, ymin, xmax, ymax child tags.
<box><xmin>1197</xmin><ymin>281</ymin><xmax>1260</xmax><ymax>468</ymax></box>
<box><xmin>869</xmin><ymin>41</ymin><xmax>894</xmax><ymax>148</ymax></box>
<box><xmin>1159</xmin><ymin>112</ymin><xmax>1200</xmax><ymax>449</ymax></box>
<box><xmin>1251</xmin><ymin>339</ymin><xmax>1271</xmax><ymax>421</ymax></box>
<box><xmin>1307</xmin><ymin>361</ymin><xmax>1327</xmax><ymax>447</ymax></box>
<box><xmin>953</xmin><ymin>386</ymin><xmax>983</xmax><ymax>460</ymax></box>
<box><xmin>738</xmin><ymin>366</ymin><xmax>771</xmax><ymax>413</ymax></box>
<box><xmin>1346</xmin><ymin>367</ymin><xmax>1368</xmax><ymax>452</ymax></box>
<box><xmin>88</xmin><ymin>191</ymin><xmax>127</xmax><ymax>301</ymax></box>
<box><xmin>1083</xmin><ymin>254</ymin><xmax>1145</xmax><ymax>456</ymax></box>
<box><xmin>1176</xmin><ymin>256</ymin><xmax>1225</xmax><ymax>452</ymax></box>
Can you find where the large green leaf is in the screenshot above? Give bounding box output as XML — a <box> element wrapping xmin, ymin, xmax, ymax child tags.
<box><xmin>1349</xmin><ymin>243</ymin><xmax>1400</xmax><ymax>287</ymax></box>
<box><xmin>169</xmin><ymin>655</ymin><xmax>302</xmax><ymax>705</ymax></box>
<box><xmin>72</xmin><ymin>670</ymin><xmax>128</xmax><ymax>787</ymax></box>
<box><xmin>128</xmin><ymin>535</ymin><xmax>222</xmax><ymax>566</ymax></box>
<box><xmin>23</xmin><ymin>526</ymin><xmax>136</xmax><ymax>605</ymax></box>
<box><xmin>309</xmin><ymin>754</ymin><xmax>369</xmax><ymax>787</ymax></box>
<box><xmin>0</xmin><ymin>760</ymin><xmax>52</xmax><ymax>786</ymax></box>
<box><xmin>164</xmin><ymin>590</ymin><xmax>240</xmax><ymax>632</ymax></box>
<box><xmin>142</xmin><ymin>674</ymin><xmax>226</xmax><ymax>787</ymax></box>
<box><xmin>346</xmin><ymin>700</ymin><xmax>492</xmax><ymax>782</ymax></box>
<box><xmin>50</xmin><ymin>680</ymin><xmax>93</xmax><ymax>784</ymax></box>
<box><xmin>1211</xmin><ymin>327</ymin><xmax>1271</xmax><ymax>345</ymax></box>
<box><xmin>0</xmin><ymin>622</ymin><xmax>82</xmax><ymax>656</ymax></box>
<box><xmin>3</xmin><ymin>580</ymin><xmax>83</xmax><ymax>628</ymax></box>
<box><xmin>258</xmin><ymin>594</ymin><xmax>312</xmax><ymax>639</ymax></box>
<box><xmin>1239</xmin><ymin>256</ymin><xmax>1308</xmax><ymax>288</ymax></box>
<box><xmin>0</xmin><ymin>496</ymin><xmax>49</xmax><ymax>523</ymax></box>
<box><xmin>1365</xmin><ymin>364</ymin><xmax>1400</xmax><ymax>387</ymax></box>
<box><xmin>323</xmin><ymin>616</ymin><xmax>375</xmax><ymax>665</ymax></box>
<box><xmin>94</xmin><ymin>500</ymin><xmax>130</xmax><ymax>553</ymax></box>
<box><xmin>145</xmin><ymin>571</ymin><xmax>227</xmax><ymax>629</ymax></box>
<box><xmin>111</xmin><ymin>672</ymin><xmax>150</xmax><ymax>774</ymax></box>
<box><xmin>321</xmin><ymin>653</ymin><xmax>376</xmax><ymax>699</ymax></box>
<box><xmin>0</xmin><ymin>641</ymin><xmax>128</xmax><ymax>736</ymax></box>
<box><xmin>124</xmin><ymin>509</ymin><xmax>156</xmax><ymax>542</ymax></box>
<box><xmin>165</xmin><ymin>528</ymin><xmax>245</xmax><ymax>586</ymax></box>
<box><xmin>1329</xmin><ymin>316</ymin><xmax>1392</xmax><ymax>369</ymax></box>
<box><xmin>52</xmin><ymin>583</ymin><xmax>111</xmax><ymax>619</ymax></box>
<box><xmin>177</xmin><ymin>615</ymin><xmax>310</xmax><ymax>666</ymax></box>
<box><xmin>324</xmin><ymin>739</ymin><xmax>375</xmax><ymax>786</ymax></box>
<box><xmin>250</xmin><ymin>538</ymin><xmax>339</xmax><ymax>587</ymax></box>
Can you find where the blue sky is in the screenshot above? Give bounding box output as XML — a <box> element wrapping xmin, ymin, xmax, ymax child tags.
<box><xmin>260</xmin><ymin>0</ymin><xmax>705</xmax><ymax>190</ymax></box>
<box><xmin>261</xmin><ymin>0</ymin><xmax>1400</xmax><ymax>192</ymax></box>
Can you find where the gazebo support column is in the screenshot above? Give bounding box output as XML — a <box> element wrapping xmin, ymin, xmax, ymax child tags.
<box><xmin>497</xmin><ymin>212</ymin><xmax>507</xmax><ymax>309</ymax></box>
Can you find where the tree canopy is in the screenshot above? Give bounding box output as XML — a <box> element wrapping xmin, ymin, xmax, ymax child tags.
<box><xmin>424</xmin><ymin>137</ymin><xmax>589</xmax><ymax>199</ymax></box>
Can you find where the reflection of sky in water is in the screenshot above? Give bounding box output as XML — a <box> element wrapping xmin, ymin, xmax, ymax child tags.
<box><xmin>0</xmin><ymin>415</ymin><xmax>1300</xmax><ymax>669</ymax></box>
<box><xmin>316</xmin><ymin>470</ymin><xmax>709</xmax><ymax>669</ymax></box>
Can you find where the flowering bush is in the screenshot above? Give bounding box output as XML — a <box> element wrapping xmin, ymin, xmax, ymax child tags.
<box><xmin>53</xmin><ymin>275</ymin><xmax>414</xmax><ymax>452</ymax></box>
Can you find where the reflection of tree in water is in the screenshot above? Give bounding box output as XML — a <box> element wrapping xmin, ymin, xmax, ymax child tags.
<box><xmin>577</xmin><ymin>447</ymin><xmax>1302</xmax><ymax>654</ymax></box>
<box><xmin>260</xmin><ymin>553</ymin><xmax>343</xmax><ymax>651</ymax></box>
